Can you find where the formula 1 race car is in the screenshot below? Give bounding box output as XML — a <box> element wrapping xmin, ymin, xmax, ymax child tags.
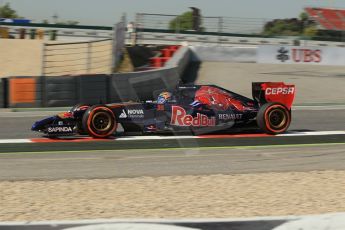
<box><xmin>32</xmin><ymin>82</ymin><xmax>295</xmax><ymax>138</ymax></box>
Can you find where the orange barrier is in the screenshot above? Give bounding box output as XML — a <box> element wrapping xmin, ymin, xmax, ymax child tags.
<box><xmin>149</xmin><ymin>45</ymin><xmax>181</xmax><ymax>68</ymax></box>
<box><xmin>9</xmin><ymin>78</ymin><xmax>36</xmax><ymax>105</ymax></box>
<box><xmin>149</xmin><ymin>57</ymin><xmax>169</xmax><ymax>68</ymax></box>
<box><xmin>169</xmin><ymin>45</ymin><xmax>180</xmax><ymax>52</ymax></box>
<box><xmin>162</xmin><ymin>48</ymin><xmax>172</xmax><ymax>58</ymax></box>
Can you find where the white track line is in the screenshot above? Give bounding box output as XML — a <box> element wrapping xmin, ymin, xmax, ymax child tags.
<box><xmin>0</xmin><ymin>131</ymin><xmax>344</xmax><ymax>144</ymax></box>
<box><xmin>0</xmin><ymin>139</ymin><xmax>32</xmax><ymax>144</ymax></box>
<box><xmin>293</xmin><ymin>105</ymin><xmax>345</xmax><ymax>111</ymax></box>
<box><xmin>277</xmin><ymin>131</ymin><xmax>345</xmax><ymax>136</ymax></box>
<box><xmin>116</xmin><ymin>131</ymin><xmax>345</xmax><ymax>140</ymax></box>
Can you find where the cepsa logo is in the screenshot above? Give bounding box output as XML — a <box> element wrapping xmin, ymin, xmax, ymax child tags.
<box><xmin>265</xmin><ymin>87</ymin><xmax>295</xmax><ymax>95</ymax></box>
<box><xmin>170</xmin><ymin>106</ymin><xmax>216</xmax><ymax>127</ymax></box>
<box><xmin>292</xmin><ymin>48</ymin><xmax>321</xmax><ymax>63</ymax></box>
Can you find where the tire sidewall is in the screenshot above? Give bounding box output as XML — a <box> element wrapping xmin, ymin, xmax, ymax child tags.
<box><xmin>70</xmin><ymin>104</ymin><xmax>90</xmax><ymax>135</ymax></box>
<box><xmin>82</xmin><ymin>105</ymin><xmax>117</xmax><ymax>138</ymax></box>
<box><xmin>257</xmin><ymin>102</ymin><xmax>291</xmax><ymax>134</ymax></box>
<box><xmin>69</xmin><ymin>103</ymin><xmax>90</xmax><ymax>113</ymax></box>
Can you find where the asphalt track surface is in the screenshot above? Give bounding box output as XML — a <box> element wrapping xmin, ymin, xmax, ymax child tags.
<box><xmin>1</xmin><ymin>143</ymin><xmax>345</xmax><ymax>181</ymax></box>
<box><xmin>0</xmin><ymin>107</ymin><xmax>345</xmax><ymax>139</ymax></box>
<box><xmin>0</xmin><ymin>107</ymin><xmax>344</xmax><ymax>180</ymax></box>
<box><xmin>1</xmin><ymin>61</ymin><xmax>345</xmax><ymax>181</ymax></box>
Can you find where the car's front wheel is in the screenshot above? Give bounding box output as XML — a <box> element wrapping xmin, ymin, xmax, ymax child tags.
<box><xmin>257</xmin><ymin>102</ymin><xmax>291</xmax><ymax>135</ymax></box>
<box><xmin>82</xmin><ymin>105</ymin><xmax>117</xmax><ymax>138</ymax></box>
<box><xmin>70</xmin><ymin>103</ymin><xmax>90</xmax><ymax>135</ymax></box>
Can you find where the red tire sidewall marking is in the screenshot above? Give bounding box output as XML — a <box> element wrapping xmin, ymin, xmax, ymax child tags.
<box><xmin>87</xmin><ymin>107</ymin><xmax>117</xmax><ymax>138</ymax></box>
<box><xmin>264</xmin><ymin>104</ymin><xmax>290</xmax><ymax>134</ymax></box>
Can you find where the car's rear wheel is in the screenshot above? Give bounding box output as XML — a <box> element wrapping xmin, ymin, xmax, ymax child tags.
<box><xmin>82</xmin><ymin>105</ymin><xmax>117</xmax><ymax>138</ymax></box>
<box><xmin>257</xmin><ymin>102</ymin><xmax>291</xmax><ymax>134</ymax></box>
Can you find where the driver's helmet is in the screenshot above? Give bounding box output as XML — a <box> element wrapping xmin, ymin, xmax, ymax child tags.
<box><xmin>157</xmin><ymin>91</ymin><xmax>173</xmax><ymax>104</ymax></box>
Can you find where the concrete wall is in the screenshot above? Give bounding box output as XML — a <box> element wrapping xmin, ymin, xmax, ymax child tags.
<box><xmin>110</xmin><ymin>46</ymin><xmax>191</xmax><ymax>102</ymax></box>
<box><xmin>0</xmin><ymin>39</ymin><xmax>42</xmax><ymax>78</ymax></box>
<box><xmin>165</xmin><ymin>46</ymin><xmax>191</xmax><ymax>75</ymax></box>
<box><xmin>0</xmin><ymin>38</ymin><xmax>112</xmax><ymax>79</ymax></box>
<box><xmin>189</xmin><ymin>45</ymin><xmax>256</xmax><ymax>63</ymax></box>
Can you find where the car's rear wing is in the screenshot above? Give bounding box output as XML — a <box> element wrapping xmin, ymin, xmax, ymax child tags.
<box><xmin>252</xmin><ymin>82</ymin><xmax>295</xmax><ymax>109</ymax></box>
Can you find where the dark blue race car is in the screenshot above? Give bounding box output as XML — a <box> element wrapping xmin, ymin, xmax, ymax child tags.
<box><xmin>32</xmin><ymin>82</ymin><xmax>295</xmax><ymax>138</ymax></box>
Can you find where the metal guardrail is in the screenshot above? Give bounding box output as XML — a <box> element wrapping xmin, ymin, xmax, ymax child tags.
<box><xmin>0</xmin><ymin>23</ymin><xmax>113</xmax><ymax>41</ymax></box>
<box><xmin>135</xmin><ymin>13</ymin><xmax>345</xmax><ymax>45</ymax></box>
<box><xmin>0</xmin><ymin>22</ymin><xmax>113</xmax><ymax>31</ymax></box>
<box><xmin>135</xmin><ymin>31</ymin><xmax>345</xmax><ymax>47</ymax></box>
<box><xmin>41</xmin><ymin>39</ymin><xmax>113</xmax><ymax>76</ymax></box>
<box><xmin>135</xmin><ymin>13</ymin><xmax>266</xmax><ymax>34</ymax></box>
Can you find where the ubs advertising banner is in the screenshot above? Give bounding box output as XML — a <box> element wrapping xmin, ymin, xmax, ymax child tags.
<box><xmin>257</xmin><ymin>45</ymin><xmax>345</xmax><ymax>66</ymax></box>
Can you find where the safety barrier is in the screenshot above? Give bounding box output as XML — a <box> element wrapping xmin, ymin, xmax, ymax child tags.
<box><xmin>258</xmin><ymin>45</ymin><xmax>345</xmax><ymax>66</ymax></box>
<box><xmin>0</xmin><ymin>26</ymin><xmax>48</xmax><ymax>40</ymax></box>
<box><xmin>0</xmin><ymin>22</ymin><xmax>114</xmax><ymax>41</ymax></box>
<box><xmin>166</xmin><ymin>46</ymin><xmax>191</xmax><ymax>75</ymax></box>
<box><xmin>43</xmin><ymin>76</ymin><xmax>78</xmax><ymax>107</ymax></box>
<box><xmin>136</xmin><ymin>31</ymin><xmax>345</xmax><ymax>48</ymax></box>
<box><xmin>190</xmin><ymin>46</ymin><xmax>257</xmax><ymax>62</ymax></box>
<box><xmin>110</xmin><ymin>46</ymin><xmax>190</xmax><ymax>102</ymax></box>
<box><xmin>2</xmin><ymin>46</ymin><xmax>190</xmax><ymax>108</ymax></box>
<box><xmin>7</xmin><ymin>77</ymin><xmax>42</xmax><ymax>108</ymax></box>
<box><xmin>149</xmin><ymin>45</ymin><xmax>181</xmax><ymax>68</ymax></box>
<box><xmin>0</xmin><ymin>78</ymin><xmax>6</xmax><ymax>108</ymax></box>
<box><xmin>4</xmin><ymin>75</ymin><xmax>109</xmax><ymax>108</ymax></box>
<box><xmin>43</xmin><ymin>74</ymin><xmax>109</xmax><ymax>107</ymax></box>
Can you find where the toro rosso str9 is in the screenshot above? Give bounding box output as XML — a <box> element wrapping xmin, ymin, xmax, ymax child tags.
<box><xmin>32</xmin><ymin>82</ymin><xmax>295</xmax><ymax>138</ymax></box>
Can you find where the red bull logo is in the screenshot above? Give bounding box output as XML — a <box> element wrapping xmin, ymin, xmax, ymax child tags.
<box><xmin>170</xmin><ymin>106</ymin><xmax>216</xmax><ymax>127</ymax></box>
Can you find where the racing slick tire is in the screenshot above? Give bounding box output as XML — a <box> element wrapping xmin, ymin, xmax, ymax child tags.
<box><xmin>82</xmin><ymin>105</ymin><xmax>117</xmax><ymax>138</ymax></box>
<box><xmin>69</xmin><ymin>103</ymin><xmax>90</xmax><ymax>113</ymax></box>
<box><xmin>70</xmin><ymin>104</ymin><xmax>90</xmax><ymax>135</ymax></box>
<box><xmin>256</xmin><ymin>102</ymin><xmax>291</xmax><ymax>135</ymax></box>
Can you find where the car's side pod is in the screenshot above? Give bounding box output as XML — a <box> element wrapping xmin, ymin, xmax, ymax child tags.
<box><xmin>252</xmin><ymin>82</ymin><xmax>295</xmax><ymax>110</ymax></box>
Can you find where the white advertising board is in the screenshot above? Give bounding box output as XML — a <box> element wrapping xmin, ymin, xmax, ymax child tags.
<box><xmin>257</xmin><ymin>45</ymin><xmax>345</xmax><ymax>66</ymax></box>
